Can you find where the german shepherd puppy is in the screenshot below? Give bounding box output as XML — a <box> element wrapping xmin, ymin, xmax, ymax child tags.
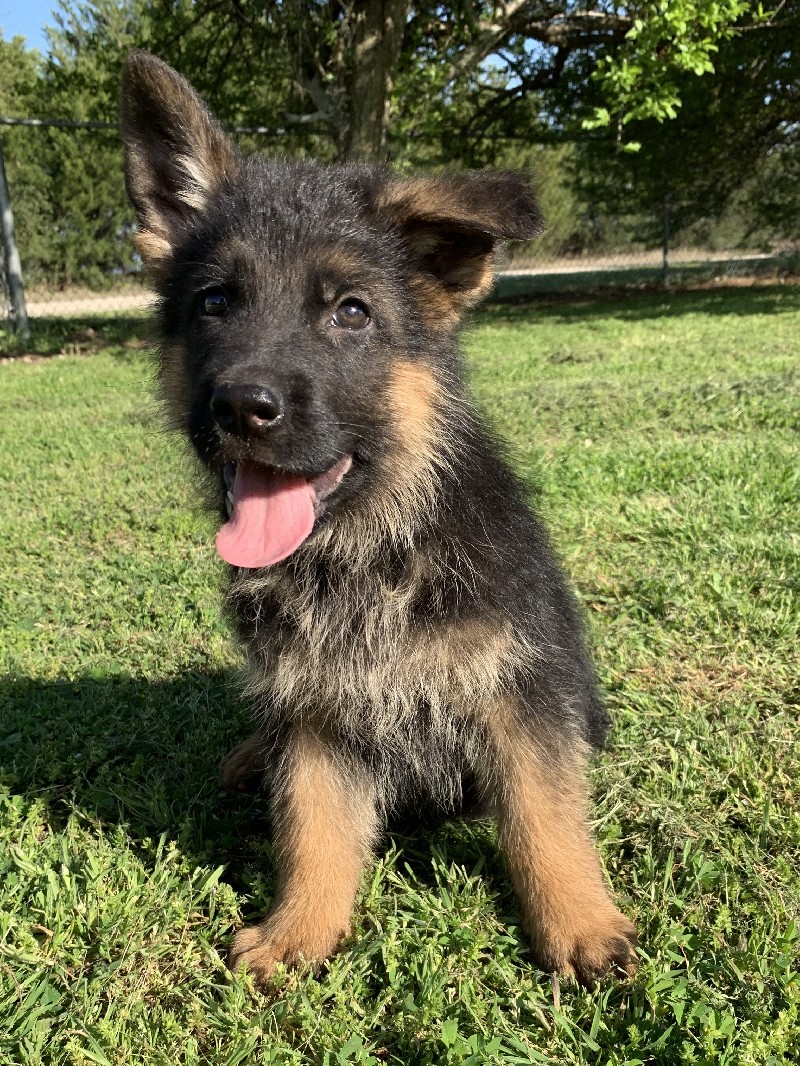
<box><xmin>121</xmin><ymin>51</ymin><xmax>636</xmax><ymax>986</ymax></box>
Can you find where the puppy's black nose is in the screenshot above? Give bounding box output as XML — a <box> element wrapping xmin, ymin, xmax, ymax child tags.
<box><xmin>210</xmin><ymin>384</ymin><xmax>284</xmax><ymax>438</ymax></box>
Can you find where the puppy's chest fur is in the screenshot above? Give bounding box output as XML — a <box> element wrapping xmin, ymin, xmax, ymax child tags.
<box><xmin>231</xmin><ymin>549</ymin><xmax>523</xmax><ymax>749</ymax></box>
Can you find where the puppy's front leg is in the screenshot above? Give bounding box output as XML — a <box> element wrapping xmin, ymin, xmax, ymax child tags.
<box><xmin>483</xmin><ymin>700</ymin><xmax>637</xmax><ymax>985</ymax></box>
<box><xmin>229</xmin><ymin>727</ymin><xmax>377</xmax><ymax>981</ymax></box>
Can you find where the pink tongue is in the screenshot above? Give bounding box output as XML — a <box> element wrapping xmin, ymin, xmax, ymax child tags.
<box><xmin>216</xmin><ymin>463</ymin><xmax>316</xmax><ymax>568</ymax></box>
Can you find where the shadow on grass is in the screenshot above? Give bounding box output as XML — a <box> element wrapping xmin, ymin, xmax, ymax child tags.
<box><xmin>0</xmin><ymin>314</ymin><xmax>154</xmax><ymax>359</ymax></box>
<box><xmin>0</xmin><ymin>672</ymin><xmax>263</xmax><ymax>878</ymax></box>
<box><xmin>0</xmin><ymin>672</ymin><xmax>509</xmax><ymax>911</ymax></box>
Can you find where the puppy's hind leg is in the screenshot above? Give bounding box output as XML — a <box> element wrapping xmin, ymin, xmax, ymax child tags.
<box><xmin>229</xmin><ymin>727</ymin><xmax>378</xmax><ymax>983</ymax></box>
<box><xmin>482</xmin><ymin>698</ymin><xmax>637</xmax><ymax>986</ymax></box>
<box><xmin>220</xmin><ymin>729</ymin><xmax>271</xmax><ymax>792</ymax></box>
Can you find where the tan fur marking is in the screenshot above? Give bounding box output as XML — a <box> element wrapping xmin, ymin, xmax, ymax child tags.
<box><xmin>318</xmin><ymin>247</ymin><xmax>372</xmax><ymax>280</ymax></box>
<box><xmin>408</xmin><ymin>255</ymin><xmax>494</xmax><ymax>326</ymax></box>
<box><xmin>245</xmin><ymin>602</ymin><xmax>521</xmax><ymax>727</ymax></box>
<box><xmin>134</xmin><ymin>230</ymin><xmax>172</xmax><ymax>271</ymax></box>
<box><xmin>380</xmin><ymin>177</ymin><xmax>484</xmax><ymax>230</ymax></box>
<box><xmin>123</xmin><ymin>56</ymin><xmax>238</xmax><ymax>266</ymax></box>
<box><xmin>380</xmin><ymin>174</ymin><xmax>541</xmax><ymax>243</ymax></box>
<box><xmin>175</xmin><ymin>151</ymin><xmax>219</xmax><ymax>207</ymax></box>
<box><xmin>386</xmin><ymin>358</ymin><xmax>440</xmax><ymax>469</ymax></box>
<box><xmin>380</xmin><ymin>178</ymin><xmax>501</xmax><ymax>318</ymax></box>
<box><xmin>371</xmin><ymin>358</ymin><xmax>455</xmax><ymax>554</ymax></box>
<box><xmin>219</xmin><ymin>730</ymin><xmax>269</xmax><ymax>791</ymax></box>
<box><xmin>446</xmin><ymin>255</ymin><xmax>494</xmax><ymax>303</ymax></box>
<box><xmin>483</xmin><ymin>700</ymin><xmax>637</xmax><ymax>983</ymax></box>
<box><xmin>408</xmin><ymin>275</ymin><xmax>462</xmax><ymax>329</ymax></box>
<box><xmin>229</xmin><ymin>728</ymin><xmax>377</xmax><ymax>981</ymax></box>
<box><xmin>304</xmin><ymin>358</ymin><xmax>453</xmax><ymax>567</ymax></box>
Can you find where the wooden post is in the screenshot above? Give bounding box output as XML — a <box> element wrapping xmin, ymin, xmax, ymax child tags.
<box><xmin>0</xmin><ymin>136</ymin><xmax>30</xmax><ymax>341</ymax></box>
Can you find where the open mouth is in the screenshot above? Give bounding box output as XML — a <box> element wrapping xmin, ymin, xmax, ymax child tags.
<box><xmin>216</xmin><ymin>454</ymin><xmax>353</xmax><ymax>569</ymax></box>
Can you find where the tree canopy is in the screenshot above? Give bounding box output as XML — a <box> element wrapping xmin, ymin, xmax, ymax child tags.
<box><xmin>0</xmin><ymin>0</ymin><xmax>796</xmax><ymax>288</ymax></box>
<box><xmin>106</xmin><ymin>1</ymin><xmax>795</xmax><ymax>160</ymax></box>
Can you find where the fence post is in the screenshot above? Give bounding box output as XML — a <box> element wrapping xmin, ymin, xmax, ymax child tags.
<box><xmin>0</xmin><ymin>136</ymin><xmax>30</xmax><ymax>341</ymax></box>
<box><xmin>662</xmin><ymin>180</ymin><xmax>670</xmax><ymax>291</ymax></box>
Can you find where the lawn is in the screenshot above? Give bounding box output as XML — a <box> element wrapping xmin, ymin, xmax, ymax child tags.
<box><xmin>1</xmin><ymin>285</ymin><xmax>798</xmax><ymax>1065</ymax></box>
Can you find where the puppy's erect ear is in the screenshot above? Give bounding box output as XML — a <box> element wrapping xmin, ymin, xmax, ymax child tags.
<box><xmin>380</xmin><ymin>172</ymin><xmax>543</xmax><ymax>321</ymax></box>
<box><xmin>121</xmin><ymin>50</ymin><xmax>238</xmax><ymax>270</ymax></box>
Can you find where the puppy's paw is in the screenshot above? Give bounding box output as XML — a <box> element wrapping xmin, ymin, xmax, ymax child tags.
<box><xmin>219</xmin><ymin>731</ymin><xmax>268</xmax><ymax>791</ymax></box>
<box><xmin>228</xmin><ymin>918</ymin><xmax>347</xmax><ymax>984</ymax></box>
<box><xmin>538</xmin><ymin>904</ymin><xmax>637</xmax><ymax>986</ymax></box>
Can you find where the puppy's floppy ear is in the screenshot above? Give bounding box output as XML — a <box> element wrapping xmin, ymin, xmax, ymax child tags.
<box><xmin>121</xmin><ymin>50</ymin><xmax>238</xmax><ymax>271</ymax></box>
<box><xmin>380</xmin><ymin>172</ymin><xmax>543</xmax><ymax>320</ymax></box>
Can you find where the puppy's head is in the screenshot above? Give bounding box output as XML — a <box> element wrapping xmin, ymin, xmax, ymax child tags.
<box><xmin>122</xmin><ymin>51</ymin><xmax>542</xmax><ymax>568</ymax></box>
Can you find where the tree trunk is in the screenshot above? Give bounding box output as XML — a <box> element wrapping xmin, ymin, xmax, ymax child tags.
<box><xmin>339</xmin><ymin>1</ymin><xmax>410</xmax><ymax>161</ymax></box>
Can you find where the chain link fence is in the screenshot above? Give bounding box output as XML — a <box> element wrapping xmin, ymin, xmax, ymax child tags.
<box><xmin>1</xmin><ymin>121</ymin><xmax>798</xmax><ymax>331</ymax></box>
<box><xmin>501</xmin><ymin>245</ymin><xmax>799</xmax><ymax>296</ymax></box>
<box><xmin>4</xmin><ymin>245</ymin><xmax>797</xmax><ymax>326</ymax></box>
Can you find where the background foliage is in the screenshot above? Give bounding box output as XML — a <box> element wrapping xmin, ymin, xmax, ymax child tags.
<box><xmin>0</xmin><ymin>0</ymin><xmax>797</xmax><ymax>288</ymax></box>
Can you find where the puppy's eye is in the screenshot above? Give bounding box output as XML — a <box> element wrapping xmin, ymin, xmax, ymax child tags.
<box><xmin>200</xmin><ymin>288</ymin><xmax>228</xmax><ymax>316</ymax></box>
<box><xmin>332</xmin><ymin>300</ymin><xmax>370</xmax><ymax>330</ymax></box>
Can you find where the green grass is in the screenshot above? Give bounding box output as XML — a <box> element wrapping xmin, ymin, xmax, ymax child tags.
<box><xmin>1</xmin><ymin>286</ymin><xmax>799</xmax><ymax>1064</ymax></box>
